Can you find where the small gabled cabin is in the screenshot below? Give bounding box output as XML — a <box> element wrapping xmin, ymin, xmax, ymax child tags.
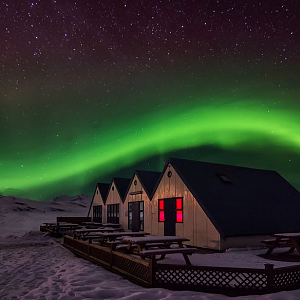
<box><xmin>105</xmin><ymin>177</ymin><xmax>131</xmax><ymax>225</ymax></box>
<box><xmin>122</xmin><ymin>170</ymin><xmax>161</xmax><ymax>232</ymax></box>
<box><xmin>151</xmin><ymin>157</ymin><xmax>300</xmax><ymax>250</ymax></box>
<box><xmin>87</xmin><ymin>183</ymin><xmax>110</xmax><ymax>223</ymax></box>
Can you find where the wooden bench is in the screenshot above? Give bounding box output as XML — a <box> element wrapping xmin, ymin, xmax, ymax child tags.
<box><xmin>261</xmin><ymin>238</ymin><xmax>290</xmax><ymax>245</ymax></box>
<box><xmin>108</xmin><ymin>241</ymin><xmax>166</xmax><ymax>251</ymax></box>
<box><xmin>144</xmin><ymin>242</ymin><xmax>166</xmax><ymax>249</ymax></box>
<box><xmin>261</xmin><ymin>238</ymin><xmax>294</xmax><ymax>255</ymax></box>
<box><xmin>106</xmin><ymin>241</ymin><xmax>128</xmax><ymax>250</ymax></box>
<box><xmin>80</xmin><ymin>235</ymin><xmax>105</xmax><ymax>243</ymax></box>
<box><xmin>139</xmin><ymin>247</ymin><xmax>198</xmax><ymax>265</ymax></box>
<box><xmin>261</xmin><ymin>238</ymin><xmax>293</xmax><ymax>247</ymax></box>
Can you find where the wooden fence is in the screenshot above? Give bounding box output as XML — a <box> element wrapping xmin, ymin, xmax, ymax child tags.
<box><xmin>63</xmin><ymin>235</ymin><xmax>300</xmax><ymax>296</ymax></box>
<box><xmin>63</xmin><ymin>235</ymin><xmax>152</xmax><ymax>286</ymax></box>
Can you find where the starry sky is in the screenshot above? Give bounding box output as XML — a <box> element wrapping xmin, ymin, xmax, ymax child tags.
<box><xmin>1</xmin><ymin>0</ymin><xmax>300</xmax><ymax>201</ymax></box>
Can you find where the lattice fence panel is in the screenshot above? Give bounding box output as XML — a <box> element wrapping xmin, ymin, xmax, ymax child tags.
<box><xmin>155</xmin><ymin>268</ymin><xmax>267</xmax><ymax>291</ymax></box>
<box><xmin>113</xmin><ymin>255</ymin><xmax>150</xmax><ymax>283</ymax></box>
<box><xmin>274</xmin><ymin>270</ymin><xmax>300</xmax><ymax>289</ymax></box>
<box><xmin>89</xmin><ymin>247</ymin><xmax>111</xmax><ymax>264</ymax></box>
<box><xmin>74</xmin><ymin>240</ymin><xmax>89</xmax><ymax>254</ymax></box>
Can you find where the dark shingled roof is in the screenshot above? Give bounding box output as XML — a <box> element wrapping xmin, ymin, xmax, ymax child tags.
<box><xmin>134</xmin><ymin>170</ymin><xmax>161</xmax><ymax>199</ymax></box>
<box><xmin>113</xmin><ymin>177</ymin><xmax>131</xmax><ymax>202</ymax></box>
<box><xmin>168</xmin><ymin>157</ymin><xmax>300</xmax><ymax>238</ymax></box>
<box><xmin>97</xmin><ymin>183</ymin><xmax>110</xmax><ymax>204</ymax></box>
<box><xmin>87</xmin><ymin>182</ymin><xmax>110</xmax><ymax>216</ymax></box>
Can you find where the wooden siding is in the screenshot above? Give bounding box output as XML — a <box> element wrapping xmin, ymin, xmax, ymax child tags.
<box><xmin>122</xmin><ymin>174</ymin><xmax>152</xmax><ymax>232</ymax></box>
<box><xmin>151</xmin><ymin>164</ymin><xmax>221</xmax><ymax>250</ymax></box>
<box><xmin>105</xmin><ymin>182</ymin><xmax>123</xmax><ymax>225</ymax></box>
<box><xmin>89</xmin><ymin>186</ymin><xmax>105</xmax><ymax>221</ymax></box>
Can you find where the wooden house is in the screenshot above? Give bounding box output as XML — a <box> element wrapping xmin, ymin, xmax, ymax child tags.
<box><xmin>87</xmin><ymin>183</ymin><xmax>110</xmax><ymax>223</ymax></box>
<box><xmin>121</xmin><ymin>170</ymin><xmax>161</xmax><ymax>232</ymax></box>
<box><xmin>105</xmin><ymin>177</ymin><xmax>131</xmax><ymax>226</ymax></box>
<box><xmin>150</xmin><ymin>157</ymin><xmax>300</xmax><ymax>250</ymax></box>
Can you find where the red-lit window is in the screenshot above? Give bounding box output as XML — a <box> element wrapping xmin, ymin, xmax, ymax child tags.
<box><xmin>158</xmin><ymin>198</ymin><xmax>183</xmax><ymax>223</ymax></box>
<box><xmin>176</xmin><ymin>210</ymin><xmax>183</xmax><ymax>222</ymax></box>
<box><xmin>176</xmin><ymin>198</ymin><xmax>182</xmax><ymax>209</ymax></box>
<box><xmin>176</xmin><ymin>198</ymin><xmax>183</xmax><ymax>223</ymax></box>
<box><xmin>158</xmin><ymin>199</ymin><xmax>164</xmax><ymax>222</ymax></box>
<box><xmin>159</xmin><ymin>199</ymin><xmax>164</xmax><ymax>210</ymax></box>
<box><xmin>159</xmin><ymin>211</ymin><xmax>164</xmax><ymax>222</ymax></box>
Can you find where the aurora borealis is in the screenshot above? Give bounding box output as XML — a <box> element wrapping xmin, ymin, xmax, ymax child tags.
<box><xmin>1</xmin><ymin>1</ymin><xmax>300</xmax><ymax>200</ymax></box>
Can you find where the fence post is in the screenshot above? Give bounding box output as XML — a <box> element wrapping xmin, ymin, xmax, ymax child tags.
<box><xmin>265</xmin><ymin>263</ymin><xmax>274</xmax><ymax>293</ymax></box>
<box><xmin>110</xmin><ymin>249</ymin><xmax>114</xmax><ymax>270</ymax></box>
<box><xmin>149</xmin><ymin>259</ymin><xmax>156</xmax><ymax>287</ymax></box>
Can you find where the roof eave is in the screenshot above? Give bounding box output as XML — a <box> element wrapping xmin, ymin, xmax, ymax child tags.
<box><xmin>87</xmin><ymin>185</ymin><xmax>99</xmax><ymax>217</ymax></box>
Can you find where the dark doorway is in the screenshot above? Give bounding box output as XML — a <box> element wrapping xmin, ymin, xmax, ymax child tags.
<box><xmin>164</xmin><ymin>198</ymin><xmax>176</xmax><ymax>236</ymax></box>
<box><xmin>93</xmin><ymin>205</ymin><xmax>102</xmax><ymax>223</ymax></box>
<box><xmin>131</xmin><ymin>202</ymin><xmax>140</xmax><ymax>232</ymax></box>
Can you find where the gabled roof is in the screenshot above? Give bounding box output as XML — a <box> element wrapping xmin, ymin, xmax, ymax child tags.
<box><xmin>165</xmin><ymin>157</ymin><xmax>300</xmax><ymax>238</ymax></box>
<box><xmin>96</xmin><ymin>183</ymin><xmax>110</xmax><ymax>204</ymax></box>
<box><xmin>127</xmin><ymin>170</ymin><xmax>161</xmax><ymax>199</ymax></box>
<box><xmin>112</xmin><ymin>177</ymin><xmax>131</xmax><ymax>202</ymax></box>
<box><xmin>87</xmin><ymin>182</ymin><xmax>110</xmax><ymax>216</ymax></box>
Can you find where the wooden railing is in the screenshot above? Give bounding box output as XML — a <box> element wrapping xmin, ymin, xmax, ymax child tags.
<box><xmin>63</xmin><ymin>235</ymin><xmax>151</xmax><ymax>286</ymax></box>
<box><xmin>63</xmin><ymin>235</ymin><xmax>300</xmax><ymax>295</ymax></box>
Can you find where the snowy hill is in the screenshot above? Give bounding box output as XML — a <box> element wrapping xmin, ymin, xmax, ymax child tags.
<box><xmin>0</xmin><ymin>194</ymin><xmax>91</xmax><ymax>237</ymax></box>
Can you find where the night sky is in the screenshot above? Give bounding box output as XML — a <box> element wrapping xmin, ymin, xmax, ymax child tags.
<box><xmin>1</xmin><ymin>0</ymin><xmax>300</xmax><ymax>201</ymax></box>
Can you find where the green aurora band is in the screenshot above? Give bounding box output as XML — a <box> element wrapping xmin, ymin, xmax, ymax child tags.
<box><xmin>1</xmin><ymin>99</ymin><xmax>300</xmax><ymax>200</ymax></box>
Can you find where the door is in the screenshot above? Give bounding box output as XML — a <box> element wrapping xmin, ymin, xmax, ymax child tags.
<box><xmin>164</xmin><ymin>198</ymin><xmax>176</xmax><ymax>236</ymax></box>
<box><xmin>131</xmin><ymin>202</ymin><xmax>140</xmax><ymax>232</ymax></box>
<box><xmin>93</xmin><ymin>205</ymin><xmax>102</xmax><ymax>223</ymax></box>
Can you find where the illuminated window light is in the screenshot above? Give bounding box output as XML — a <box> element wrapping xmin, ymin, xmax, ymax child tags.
<box><xmin>176</xmin><ymin>210</ymin><xmax>183</xmax><ymax>223</ymax></box>
<box><xmin>159</xmin><ymin>211</ymin><xmax>164</xmax><ymax>222</ymax></box>
<box><xmin>176</xmin><ymin>198</ymin><xmax>182</xmax><ymax>209</ymax></box>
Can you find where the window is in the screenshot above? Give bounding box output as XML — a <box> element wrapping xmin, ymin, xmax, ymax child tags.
<box><xmin>128</xmin><ymin>202</ymin><xmax>132</xmax><ymax>229</ymax></box>
<box><xmin>176</xmin><ymin>198</ymin><xmax>183</xmax><ymax>223</ymax></box>
<box><xmin>107</xmin><ymin>204</ymin><xmax>119</xmax><ymax>224</ymax></box>
<box><xmin>93</xmin><ymin>205</ymin><xmax>102</xmax><ymax>223</ymax></box>
<box><xmin>158</xmin><ymin>198</ymin><xmax>183</xmax><ymax>223</ymax></box>
<box><xmin>158</xmin><ymin>199</ymin><xmax>164</xmax><ymax>222</ymax></box>
<box><xmin>128</xmin><ymin>201</ymin><xmax>144</xmax><ymax>231</ymax></box>
<box><xmin>139</xmin><ymin>201</ymin><xmax>144</xmax><ymax>231</ymax></box>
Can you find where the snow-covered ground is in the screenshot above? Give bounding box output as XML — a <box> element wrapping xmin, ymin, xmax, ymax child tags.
<box><xmin>1</xmin><ymin>195</ymin><xmax>300</xmax><ymax>299</ymax></box>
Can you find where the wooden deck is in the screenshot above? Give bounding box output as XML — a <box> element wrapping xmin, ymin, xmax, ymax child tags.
<box><xmin>63</xmin><ymin>235</ymin><xmax>300</xmax><ymax>296</ymax></box>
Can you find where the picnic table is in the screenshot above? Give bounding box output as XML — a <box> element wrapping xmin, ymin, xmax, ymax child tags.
<box><xmin>93</xmin><ymin>231</ymin><xmax>150</xmax><ymax>246</ymax></box>
<box><xmin>43</xmin><ymin>222</ymin><xmax>57</xmax><ymax>227</ymax></box>
<box><xmin>101</xmin><ymin>223</ymin><xmax>122</xmax><ymax>228</ymax></box>
<box><xmin>122</xmin><ymin>236</ymin><xmax>198</xmax><ymax>265</ymax></box>
<box><xmin>43</xmin><ymin>222</ymin><xmax>71</xmax><ymax>226</ymax></box>
<box><xmin>80</xmin><ymin>222</ymin><xmax>103</xmax><ymax>226</ymax></box>
<box><xmin>262</xmin><ymin>232</ymin><xmax>300</xmax><ymax>255</ymax></box>
<box><xmin>74</xmin><ymin>227</ymin><xmax>117</xmax><ymax>239</ymax></box>
<box><xmin>57</xmin><ymin>223</ymin><xmax>79</xmax><ymax>230</ymax></box>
